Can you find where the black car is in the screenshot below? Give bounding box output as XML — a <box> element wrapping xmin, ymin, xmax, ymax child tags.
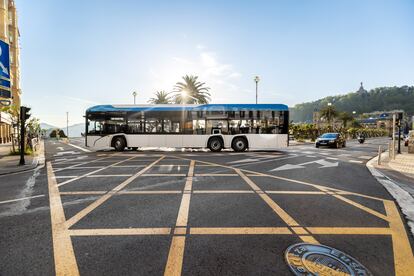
<box><xmin>315</xmin><ymin>133</ymin><xmax>346</xmax><ymax>148</ymax></box>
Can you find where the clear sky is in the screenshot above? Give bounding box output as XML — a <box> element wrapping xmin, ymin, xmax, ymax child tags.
<box><xmin>18</xmin><ymin>0</ymin><xmax>414</xmax><ymax>126</ymax></box>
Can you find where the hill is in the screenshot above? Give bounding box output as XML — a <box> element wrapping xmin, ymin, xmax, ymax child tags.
<box><xmin>40</xmin><ymin>122</ymin><xmax>85</xmax><ymax>137</ymax></box>
<box><xmin>290</xmin><ymin>86</ymin><xmax>414</xmax><ymax>122</ymax></box>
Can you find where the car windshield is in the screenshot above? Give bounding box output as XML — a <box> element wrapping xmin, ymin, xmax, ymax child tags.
<box><xmin>320</xmin><ymin>133</ymin><xmax>338</xmax><ymax>138</ymax></box>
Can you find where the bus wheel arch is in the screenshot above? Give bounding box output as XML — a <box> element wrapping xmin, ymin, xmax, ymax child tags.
<box><xmin>207</xmin><ymin>136</ymin><xmax>224</xmax><ymax>152</ymax></box>
<box><xmin>111</xmin><ymin>135</ymin><xmax>127</xmax><ymax>151</ymax></box>
<box><xmin>231</xmin><ymin>136</ymin><xmax>248</xmax><ymax>152</ymax></box>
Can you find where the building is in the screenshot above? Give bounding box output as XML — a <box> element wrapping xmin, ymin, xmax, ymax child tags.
<box><xmin>358</xmin><ymin>110</ymin><xmax>404</xmax><ymax>135</ymax></box>
<box><xmin>0</xmin><ymin>0</ymin><xmax>20</xmax><ymax>144</ymax></box>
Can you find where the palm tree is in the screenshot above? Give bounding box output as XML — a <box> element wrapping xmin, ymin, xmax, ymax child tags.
<box><xmin>319</xmin><ymin>105</ymin><xmax>338</xmax><ymax>125</ymax></box>
<box><xmin>338</xmin><ymin>112</ymin><xmax>353</xmax><ymax>127</ymax></box>
<box><xmin>173</xmin><ymin>75</ymin><xmax>211</xmax><ymax>104</ymax></box>
<box><xmin>148</xmin><ymin>91</ymin><xmax>172</xmax><ymax>104</ymax></box>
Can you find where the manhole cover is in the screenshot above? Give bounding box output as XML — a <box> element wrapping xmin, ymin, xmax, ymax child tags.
<box><xmin>285</xmin><ymin>243</ymin><xmax>373</xmax><ymax>276</ymax></box>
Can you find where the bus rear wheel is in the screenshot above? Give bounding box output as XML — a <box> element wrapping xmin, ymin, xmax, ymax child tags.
<box><xmin>232</xmin><ymin>137</ymin><xmax>248</xmax><ymax>152</ymax></box>
<box><xmin>208</xmin><ymin>137</ymin><xmax>223</xmax><ymax>152</ymax></box>
<box><xmin>113</xmin><ymin>137</ymin><xmax>126</xmax><ymax>151</ymax></box>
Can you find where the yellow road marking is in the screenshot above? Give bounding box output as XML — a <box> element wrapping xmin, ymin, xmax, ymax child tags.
<box><xmin>174</xmin><ymin>227</ymin><xmax>187</xmax><ymax>235</ymax></box>
<box><xmin>190</xmin><ymin>227</ymin><xmax>292</xmax><ymax>235</ymax></box>
<box><xmin>58</xmin><ymin>155</ymin><xmax>138</xmax><ymax>187</ymax></box>
<box><xmin>164</xmin><ymin>160</ymin><xmax>195</xmax><ymax>275</ymax></box>
<box><xmin>307</xmin><ymin>227</ymin><xmax>392</xmax><ymax>235</ymax></box>
<box><xmin>291</xmin><ymin>227</ymin><xmax>309</xmax><ymax>235</ymax></box>
<box><xmin>194</xmin><ymin>173</ymin><xmax>238</xmax><ymax>176</ymax></box>
<box><xmin>235</xmin><ymin>169</ymin><xmax>261</xmax><ymax>191</ymax></box>
<box><xmin>384</xmin><ymin>200</ymin><xmax>414</xmax><ymax>276</ymax></box>
<box><xmin>265</xmin><ymin>191</ymin><xmax>326</xmax><ymax>195</ymax></box>
<box><xmin>332</xmin><ymin>194</ymin><xmax>389</xmax><ymax>221</ymax></box>
<box><xmin>68</xmin><ymin>228</ymin><xmax>171</xmax><ymax>236</ymax></box>
<box><xmin>193</xmin><ymin>190</ymin><xmax>254</xmax><ymax>194</ymax></box>
<box><xmin>164</xmin><ymin>236</ymin><xmax>186</xmax><ymax>276</ymax></box>
<box><xmin>142</xmin><ymin>174</ymin><xmax>187</xmax><ymax>177</ymax></box>
<box><xmin>65</xmin><ymin>156</ymin><xmax>165</xmax><ymax>228</ymax></box>
<box><xmin>47</xmin><ymin>162</ymin><xmax>80</xmax><ymax>276</ymax></box>
<box><xmin>259</xmin><ymin>193</ymin><xmax>300</xmax><ymax>226</ymax></box>
<box><xmin>118</xmin><ymin>190</ymin><xmax>182</xmax><ymax>194</ymax></box>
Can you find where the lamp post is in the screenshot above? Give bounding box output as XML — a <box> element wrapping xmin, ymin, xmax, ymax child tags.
<box><xmin>254</xmin><ymin>76</ymin><xmax>260</xmax><ymax>104</ymax></box>
<box><xmin>132</xmin><ymin>91</ymin><xmax>137</xmax><ymax>105</ymax></box>
<box><xmin>327</xmin><ymin>102</ymin><xmax>332</xmax><ymax>128</ymax></box>
<box><xmin>66</xmin><ymin>112</ymin><xmax>69</xmax><ymax>141</ymax></box>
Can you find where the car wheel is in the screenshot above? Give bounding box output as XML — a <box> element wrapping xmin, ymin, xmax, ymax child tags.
<box><xmin>335</xmin><ymin>142</ymin><xmax>340</xmax><ymax>148</ymax></box>
<box><xmin>113</xmin><ymin>137</ymin><xmax>126</xmax><ymax>151</ymax></box>
<box><xmin>232</xmin><ymin>137</ymin><xmax>248</xmax><ymax>152</ymax></box>
<box><xmin>208</xmin><ymin>137</ymin><xmax>223</xmax><ymax>152</ymax></box>
<box><xmin>315</xmin><ymin>145</ymin><xmax>319</xmax><ymax>148</ymax></box>
<box><xmin>343</xmin><ymin>141</ymin><xmax>346</xmax><ymax>147</ymax></box>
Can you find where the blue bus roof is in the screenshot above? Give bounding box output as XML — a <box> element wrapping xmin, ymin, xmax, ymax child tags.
<box><xmin>86</xmin><ymin>104</ymin><xmax>289</xmax><ymax>113</ymax></box>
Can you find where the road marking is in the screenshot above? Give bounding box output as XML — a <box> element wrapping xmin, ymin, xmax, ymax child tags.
<box><xmin>348</xmin><ymin>160</ymin><xmax>363</xmax><ymax>163</ymax></box>
<box><xmin>87</xmin><ymin>174</ymin><xmax>133</xmax><ymax>177</ymax></box>
<box><xmin>164</xmin><ymin>236</ymin><xmax>186</xmax><ymax>276</ymax></box>
<box><xmin>271</xmin><ymin>159</ymin><xmax>338</xmax><ymax>171</ymax></box>
<box><xmin>46</xmin><ymin>162</ymin><xmax>80</xmax><ymax>276</ymax></box>
<box><xmin>307</xmin><ymin>227</ymin><xmax>392</xmax><ymax>235</ymax></box>
<box><xmin>65</xmin><ymin>156</ymin><xmax>165</xmax><ymax>228</ymax></box>
<box><xmin>57</xmin><ymin>166</ymin><xmax>104</xmax><ymax>170</ymax></box>
<box><xmin>57</xmin><ymin>155</ymin><xmax>138</xmax><ymax>187</ymax></box>
<box><xmin>53</xmin><ymin>155</ymin><xmax>117</xmax><ymax>172</ymax></box>
<box><xmin>60</xmin><ymin>191</ymin><xmax>107</xmax><ymax>195</ymax></box>
<box><xmin>0</xmin><ymin>194</ymin><xmax>45</xmax><ymax>205</ymax></box>
<box><xmin>332</xmin><ymin>194</ymin><xmax>389</xmax><ymax>221</ymax></box>
<box><xmin>265</xmin><ymin>191</ymin><xmax>326</xmax><ymax>195</ymax></box>
<box><xmin>118</xmin><ymin>190</ymin><xmax>182</xmax><ymax>194</ymax></box>
<box><xmin>54</xmin><ymin>176</ymin><xmax>78</xmax><ymax>179</ymax></box>
<box><xmin>384</xmin><ymin>200</ymin><xmax>414</xmax><ymax>275</ymax></box>
<box><xmin>193</xmin><ymin>190</ymin><xmax>254</xmax><ymax>194</ymax></box>
<box><xmin>358</xmin><ymin>155</ymin><xmax>373</xmax><ymax>159</ymax></box>
<box><xmin>164</xmin><ymin>160</ymin><xmax>195</xmax><ymax>275</ymax></box>
<box><xmin>67</xmin><ymin>143</ymin><xmax>91</xmax><ymax>152</ymax></box>
<box><xmin>68</xmin><ymin>228</ymin><xmax>171</xmax><ymax>236</ymax></box>
<box><xmin>194</xmin><ymin>173</ymin><xmax>238</xmax><ymax>176</ymax></box>
<box><xmin>190</xmin><ymin>227</ymin><xmax>292</xmax><ymax>235</ymax></box>
<box><xmin>142</xmin><ymin>174</ymin><xmax>187</xmax><ymax>177</ymax></box>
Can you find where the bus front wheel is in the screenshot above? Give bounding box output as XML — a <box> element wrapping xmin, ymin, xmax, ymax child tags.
<box><xmin>232</xmin><ymin>137</ymin><xmax>248</xmax><ymax>152</ymax></box>
<box><xmin>208</xmin><ymin>137</ymin><xmax>223</xmax><ymax>152</ymax></box>
<box><xmin>113</xmin><ymin>137</ymin><xmax>126</xmax><ymax>151</ymax></box>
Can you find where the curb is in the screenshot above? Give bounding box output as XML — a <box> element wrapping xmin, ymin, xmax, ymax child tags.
<box><xmin>0</xmin><ymin>140</ymin><xmax>45</xmax><ymax>176</ymax></box>
<box><xmin>366</xmin><ymin>152</ymin><xmax>414</xmax><ymax>237</ymax></box>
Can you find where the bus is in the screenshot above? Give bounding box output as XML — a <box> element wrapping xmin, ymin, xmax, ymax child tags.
<box><xmin>85</xmin><ymin>104</ymin><xmax>289</xmax><ymax>152</ymax></box>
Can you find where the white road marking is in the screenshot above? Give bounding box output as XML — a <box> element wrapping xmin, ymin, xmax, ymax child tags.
<box><xmin>67</xmin><ymin>143</ymin><xmax>91</xmax><ymax>152</ymax></box>
<box><xmin>358</xmin><ymin>155</ymin><xmax>373</xmax><ymax>159</ymax></box>
<box><xmin>0</xmin><ymin>194</ymin><xmax>45</xmax><ymax>205</ymax></box>
<box><xmin>87</xmin><ymin>174</ymin><xmax>133</xmax><ymax>177</ymax></box>
<box><xmin>348</xmin><ymin>160</ymin><xmax>363</xmax><ymax>164</ymax></box>
<box><xmin>271</xmin><ymin>159</ymin><xmax>338</xmax><ymax>171</ymax></box>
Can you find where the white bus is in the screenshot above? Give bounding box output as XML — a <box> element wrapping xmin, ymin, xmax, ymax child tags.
<box><xmin>85</xmin><ymin>104</ymin><xmax>289</xmax><ymax>152</ymax></box>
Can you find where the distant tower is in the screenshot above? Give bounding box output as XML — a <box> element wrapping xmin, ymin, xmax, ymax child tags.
<box><xmin>357</xmin><ymin>82</ymin><xmax>367</xmax><ymax>94</ymax></box>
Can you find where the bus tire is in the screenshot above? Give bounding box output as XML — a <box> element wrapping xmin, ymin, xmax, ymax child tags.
<box><xmin>113</xmin><ymin>137</ymin><xmax>126</xmax><ymax>151</ymax></box>
<box><xmin>232</xmin><ymin>137</ymin><xmax>248</xmax><ymax>152</ymax></box>
<box><xmin>208</xmin><ymin>137</ymin><xmax>223</xmax><ymax>152</ymax></box>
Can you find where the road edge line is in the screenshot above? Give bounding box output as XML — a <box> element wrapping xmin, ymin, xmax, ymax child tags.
<box><xmin>366</xmin><ymin>152</ymin><xmax>414</xmax><ymax>238</ymax></box>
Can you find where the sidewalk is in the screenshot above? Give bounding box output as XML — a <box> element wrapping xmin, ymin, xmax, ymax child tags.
<box><xmin>0</xmin><ymin>140</ymin><xmax>44</xmax><ymax>175</ymax></box>
<box><xmin>367</xmin><ymin>146</ymin><xmax>414</xmax><ymax>237</ymax></box>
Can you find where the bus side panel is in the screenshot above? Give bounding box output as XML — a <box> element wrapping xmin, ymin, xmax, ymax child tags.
<box><xmin>87</xmin><ymin>135</ymin><xmax>111</xmax><ymax>150</ymax></box>
<box><xmin>164</xmin><ymin>135</ymin><xmax>183</xmax><ymax>148</ymax></box>
<box><xmin>247</xmin><ymin>134</ymin><xmax>288</xmax><ymax>150</ymax></box>
<box><xmin>182</xmin><ymin>135</ymin><xmax>207</xmax><ymax>148</ymax></box>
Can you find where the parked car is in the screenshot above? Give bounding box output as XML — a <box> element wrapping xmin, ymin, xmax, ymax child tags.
<box><xmin>315</xmin><ymin>133</ymin><xmax>346</xmax><ymax>148</ymax></box>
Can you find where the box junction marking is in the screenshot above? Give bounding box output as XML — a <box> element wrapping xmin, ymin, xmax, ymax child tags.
<box><xmin>46</xmin><ymin>154</ymin><xmax>414</xmax><ymax>276</ymax></box>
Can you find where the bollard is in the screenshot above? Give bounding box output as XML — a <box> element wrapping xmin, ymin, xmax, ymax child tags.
<box><xmin>388</xmin><ymin>142</ymin><xmax>391</xmax><ymax>158</ymax></box>
<box><xmin>378</xmin><ymin>146</ymin><xmax>382</xmax><ymax>165</ymax></box>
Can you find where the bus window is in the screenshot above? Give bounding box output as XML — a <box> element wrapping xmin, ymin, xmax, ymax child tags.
<box><xmin>87</xmin><ymin>119</ymin><xmax>104</xmax><ymax>135</ymax></box>
<box><xmin>206</xmin><ymin>120</ymin><xmax>228</xmax><ymax>135</ymax></box>
<box><xmin>193</xmin><ymin>119</ymin><xmax>206</xmax><ymax>134</ymax></box>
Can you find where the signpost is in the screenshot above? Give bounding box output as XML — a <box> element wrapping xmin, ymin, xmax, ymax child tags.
<box><xmin>0</xmin><ymin>39</ymin><xmax>11</xmax><ymax>100</ymax></box>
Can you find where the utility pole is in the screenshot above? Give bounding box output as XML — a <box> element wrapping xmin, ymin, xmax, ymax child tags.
<box><xmin>19</xmin><ymin>106</ymin><xmax>31</xmax><ymax>165</ymax></box>
<box><xmin>66</xmin><ymin>112</ymin><xmax>69</xmax><ymax>141</ymax></box>
<box><xmin>392</xmin><ymin>113</ymin><xmax>396</xmax><ymax>159</ymax></box>
<box><xmin>254</xmin><ymin>76</ymin><xmax>260</xmax><ymax>104</ymax></box>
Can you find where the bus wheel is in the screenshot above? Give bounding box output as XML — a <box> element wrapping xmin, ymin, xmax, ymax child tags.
<box><xmin>232</xmin><ymin>137</ymin><xmax>248</xmax><ymax>152</ymax></box>
<box><xmin>208</xmin><ymin>137</ymin><xmax>223</xmax><ymax>152</ymax></box>
<box><xmin>113</xmin><ymin>137</ymin><xmax>126</xmax><ymax>151</ymax></box>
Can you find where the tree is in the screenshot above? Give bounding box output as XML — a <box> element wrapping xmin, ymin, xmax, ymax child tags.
<box><xmin>319</xmin><ymin>105</ymin><xmax>338</xmax><ymax>125</ymax></box>
<box><xmin>173</xmin><ymin>75</ymin><xmax>211</xmax><ymax>104</ymax></box>
<box><xmin>338</xmin><ymin>112</ymin><xmax>354</xmax><ymax>127</ymax></box>
<box><xmin>1</xmin><ymin>105</ymin><xmax>19</xmax><ymax>152</ymax></box>
<box><xmin>148</xmin><ymin>91</ymin><xmax>172</xmax><ymax>104</ymax></box>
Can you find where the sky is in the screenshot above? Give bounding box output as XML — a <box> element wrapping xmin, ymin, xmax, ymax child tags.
<box><xmin>18</xmin><ymin>0</ymin><xmax>414</xmax><ymax>127</ymax></box>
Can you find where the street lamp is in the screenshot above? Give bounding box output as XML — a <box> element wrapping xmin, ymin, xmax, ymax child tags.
<box><xmin>254</xmin><ymin>76</ymin><xmax>260</xmax><ymax>104</ymax></box>
<box><xmin>132</xmin><ymin>91</ymin><xmax>137</xmax><ymax>105</ymax></box>
<box><xmin>327</xmin><ymin>102</ymin><xmax>332</xmax><ymax>129</ymax></box>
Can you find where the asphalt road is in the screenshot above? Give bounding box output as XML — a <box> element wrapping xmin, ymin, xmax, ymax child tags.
<box><xmin>0</xmin><ymin>137</ymin><xmax>413</xmax><ymax>275</ymax></box>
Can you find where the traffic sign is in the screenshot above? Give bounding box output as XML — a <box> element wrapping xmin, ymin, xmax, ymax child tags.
<box><xmin>0</xmin><ymin>39</ymin><xmax>10</xmax><ymax>82</ymax></box>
